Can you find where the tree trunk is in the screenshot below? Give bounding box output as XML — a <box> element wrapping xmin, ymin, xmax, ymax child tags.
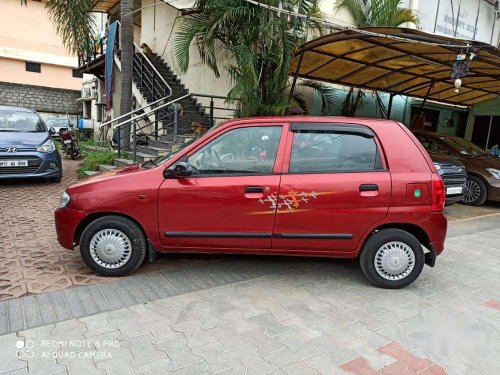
<box><xmin>119</xmin><ymin>0</ymin><xmax>134</xmax><ymax>151</ymax></box>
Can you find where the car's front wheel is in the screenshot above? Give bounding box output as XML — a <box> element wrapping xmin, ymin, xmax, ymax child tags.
<box><xmin>462</xmin><ymin>175</ymin><xmax>487</xmax><ymax>206</ymax></box>
<box><xmin>360</xmin><ymin>229</ymin><xmax>424</xmax><ymax>289</ymax></box>
<box><xmin>80</xmin><ymin>216</ymin><xmax>147</xmax><ymax>276</ymax></box>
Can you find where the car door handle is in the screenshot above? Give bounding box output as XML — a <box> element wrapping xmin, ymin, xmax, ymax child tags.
<box><xmin>245</xmin><ymin>186</ymin><xmax>263</xmax><ymax>193</ymax></box>
<box><xmin>359</xmin><ymin>184</ymin><xmax>378</xmax><ymax>192</ymax></box>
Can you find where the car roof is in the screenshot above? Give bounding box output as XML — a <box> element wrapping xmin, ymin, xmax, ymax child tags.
<box><xmin>0</xmin><ymin>105</ymin><xmax>36</xmax><ymax>114</ymax></box>
<box><xmin>220</xmin><ymin>116</ymin><xmax>400</xmax><ymax>129</ymax></box>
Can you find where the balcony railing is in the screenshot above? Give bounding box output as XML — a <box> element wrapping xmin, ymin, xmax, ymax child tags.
<box><xmin>78</xmin><ymin>31</ymin><xmax>109</xmax><ymax>68</ymax></box>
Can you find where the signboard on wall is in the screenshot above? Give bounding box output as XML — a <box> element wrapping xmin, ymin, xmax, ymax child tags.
<box><xmin>418</xmin><ymin>0</ymin><xmax>499</xmax><ymax>45</ymax></box>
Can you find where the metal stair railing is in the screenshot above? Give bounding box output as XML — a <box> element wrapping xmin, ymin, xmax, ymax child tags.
<box><xmin>112</xmin><ymin>94</ymin><xmax>237</xmax><ymax>163</ymax></box>
<box><xmin>191</xmin><ymin>94</ymin><xmax>238</xmax><ymax>127</ymax></box>
<box><xmin>113</xmin><ymin>94</ymin><xmax>190</xmax><ymax>161</ymax></box>
<box><xmin>98</xmin><ymin>95</ymin><xmax>172</xmax><ymax>143</ymax></box>
<box><xmin>133</xmin><ymin>41</ymin><xmax>172</xmax><ymax>102</ymax></box>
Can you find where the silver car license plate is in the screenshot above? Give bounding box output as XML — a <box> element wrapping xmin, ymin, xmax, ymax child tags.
<box><xmin>446</xmin><ymin>186</ymin><xmax>463</xmax><ymax>195</ymax></box>
<box><xmin>0</xmin><ymin>160</ymin><xmax>29</xmax><ymax>167</ymax></box>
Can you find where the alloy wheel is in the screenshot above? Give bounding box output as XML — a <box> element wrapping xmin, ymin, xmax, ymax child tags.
<box><xmin>463</xmin><ymin>179</ymin><xmax>481</xmax><ymax>204</ymax></box>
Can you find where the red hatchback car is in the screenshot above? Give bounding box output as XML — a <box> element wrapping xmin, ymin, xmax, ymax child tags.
<box><xmin>55</xmin><ymin>117</ymin><xmax>447</xmax><ymax>288</ymax></box>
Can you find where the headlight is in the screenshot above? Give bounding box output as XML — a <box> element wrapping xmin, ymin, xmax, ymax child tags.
<box><xmin>37</xmin><ymin>139</ymin><xmax>56</xmax><ymax>153</ymax></box>
<box><xmin>486</xmin><ymin>168</ymin><xmax>500</xmax><ymax>179</ymax></box>
<box><xmin>433</xmin><ymin>163</ymin><xmax>442</xmax><ymax>171</ymax></box>
<box><xmin>60</xmin><ymin>191</ymin><xmax>70</xmax><ymax>208</ymax></box>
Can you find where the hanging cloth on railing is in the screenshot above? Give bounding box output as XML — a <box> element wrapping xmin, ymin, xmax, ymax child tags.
<box><xmin>105</xmin><ymin>21</ymin><xmax>118</xmax><ymax>110</ymax></box>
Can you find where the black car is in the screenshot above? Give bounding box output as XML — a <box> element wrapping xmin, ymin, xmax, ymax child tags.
<box><xmin>428</xmin><ymin>151</ymin><xmax>466</xmax><ymax>205</ymax></box>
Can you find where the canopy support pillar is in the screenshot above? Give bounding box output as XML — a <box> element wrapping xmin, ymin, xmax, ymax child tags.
<box><xmin>420</xmin><ymin>82</ymin><xmax>435</xmax><ymax>109</ymax></box>
<box><xmin>387</xmin><ymin>94</ymin><xmax>394</xmax><ymax>119</ymax></box>
<box><xmin>287</xmin><ymin>51</ymin><xmax>305</xmax><ymax>109</ymax></box>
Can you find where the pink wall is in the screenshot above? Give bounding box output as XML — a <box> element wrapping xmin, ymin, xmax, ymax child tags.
<box><xmin>0</xmin><ymin>0</ymin><xmax>81</xmax><ymax>90</ymax></box>
<box><xmin>0</xmin><ymin>58</ymin><xmax>80</xmax><ymax>90</ymax></box>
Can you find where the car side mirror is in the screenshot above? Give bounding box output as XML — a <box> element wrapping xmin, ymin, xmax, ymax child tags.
<box><xmin>164</xmin><ymin>161</ymin><xmax>192</xmax><ymax>178</ymax></box>
<box><xmin>49</xmin><ymin>127</ymin><xmax>56</xmax><ymax>135</ymax></box>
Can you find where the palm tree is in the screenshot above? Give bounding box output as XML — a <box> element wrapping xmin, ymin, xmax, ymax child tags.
<box><xmin>174</xmin><ymin>0</ymin><xmax>324</xmax><ymax>117</ymax></box>
<box><xmin>334</xmin><ymin>0</ymin><xmax>419</xmax><ymax>28</ymax></box>
<box><xmin>22</xmin><ymin>0</ymin><xmax>135</xmax><ymax>149</ymax></box>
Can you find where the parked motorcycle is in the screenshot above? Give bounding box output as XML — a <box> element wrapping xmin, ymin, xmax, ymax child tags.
<box><xmin>59</xmin><ymin>128</ymin><xmax>80</xmax><ymax>160</ymax></box>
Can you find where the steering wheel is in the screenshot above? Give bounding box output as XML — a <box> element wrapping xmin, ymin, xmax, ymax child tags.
<box><xmin>220</xmin><ymin>153</ymin><xmax>235</xmax><ymax>162</ymax></box>
<box><xmin>212</xmin><ymin>149</ymin><xmax>223</xmax><ymax>168</ymax></box>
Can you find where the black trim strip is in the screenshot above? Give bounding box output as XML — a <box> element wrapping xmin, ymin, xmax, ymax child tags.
<box><xmin>273</xmin><ymin>233</ymin><xmax>353</xmax><ymax>240</ymax></box>
<box><xmin>359</xmin><ymin>184</ymin><xmax>379</xmax><ymax>192</ymax></box>
<box><xmin>165</xmin><ymin>232</ymin><xmax>272</xmax><ymax>238</ymax></box>
<box><xmin>290</xmin><ymin>123</ymin><xmax>375</xmax><ymax>138</ymax></box>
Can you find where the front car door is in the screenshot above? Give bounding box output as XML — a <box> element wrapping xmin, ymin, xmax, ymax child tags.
<box><xmin>271</xmin><ymin>123</ymin><xmax>391</xmax><ymax>254</ymax></box>
<box><xmin>158</xmin><ymin>124</ymin><xmax>285</xmax><ymax>251</ymax></box>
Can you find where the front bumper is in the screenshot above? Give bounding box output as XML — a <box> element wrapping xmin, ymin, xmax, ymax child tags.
<box><xmin>55</xmin><ymin>207</ymin><xmax>87</xmax><ymax>249</ymax></box>
<box><xmin>0</xmin><ymin>151</ymin><xmax>61</xmax><ymax>179</ymax></box>
<box><xmin>486</xmin><ymin>177</ymin><xmax>500</xmax><ymax>202</ymax></box>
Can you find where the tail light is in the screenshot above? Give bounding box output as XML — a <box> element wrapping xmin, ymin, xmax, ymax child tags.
<box><xmin>432</xmin><ymin>173</ymin><xmax>445</xmax><ymax>212</ymax></box>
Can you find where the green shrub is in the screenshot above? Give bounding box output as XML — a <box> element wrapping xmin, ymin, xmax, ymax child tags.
<box><xmin>77</xmin><ymin>150</ymin><xmax>117</xmax><ymax>179</ymax></box>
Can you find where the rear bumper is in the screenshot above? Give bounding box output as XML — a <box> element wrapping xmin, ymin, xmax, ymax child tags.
<box><xmin>427</xmin><ymin>212</ymin><xmax>447</xmax><ymax>255</ymax></box>
<box><xmin>55</xmin><ymin>207</ymin><xmax>87</xmax><ymax>249</ymax></box>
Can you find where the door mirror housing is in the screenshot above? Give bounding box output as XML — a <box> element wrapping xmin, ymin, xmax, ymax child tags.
<box><xmin>164</xmin><ymin>161</ymin><xmax>193</xmax><ymax>178</ymax></box>
<box><xmin>49</xmin><ymin>127</ymin><xmax>56</xmax><ymax>135</ymax></box>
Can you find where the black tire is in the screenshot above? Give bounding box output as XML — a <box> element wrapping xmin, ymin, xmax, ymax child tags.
<box><xmin>50</xmin><ymin>174</ymin><xmax>62</xmax><ymax>183</ymax></box>
<box><xmin>359</xmin><ymin>229</ymin><xmax>424</xmax><ymax>289</ymax></box>
<box><xmin>80</xmin><ymin>215</ymin><xmax>147</xmax><ymax>276</ymax></box>
<box><xmin>461</xmin><ymin>175</ymin><xmax>487</xmax><ymax>206</ymax></box>
<box><xmin>70</xmin><ymin>149</ymin><xmax>76</xmax><ymax>160</ymax></box>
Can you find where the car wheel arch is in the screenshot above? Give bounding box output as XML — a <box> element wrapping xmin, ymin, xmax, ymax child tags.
<box><xmin>359</xmin><ymin>222</ymin><xmax>432</xmax><ymax>263</ymax></box>
<box><xmin>466</xmin><ymin>172</ymin><xmax>489</xmax><ymax>188</ymax></box>
<box><xmin>74</xmin><ymin>212</ymin><xmax>148</xmax><ymax>247</ymax></box>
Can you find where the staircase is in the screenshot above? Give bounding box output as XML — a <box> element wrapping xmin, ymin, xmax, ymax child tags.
<box><xmin>83</xmin><ymin>44</ymin><xmax>234</xmax><ymax>177</ymax></box>
<box><xmin>132</xmin><ymin>50</ymin><xmax>211</xmax><ymax>137</ymax></box>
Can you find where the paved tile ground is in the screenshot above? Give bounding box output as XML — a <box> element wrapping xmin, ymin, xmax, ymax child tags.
<box><xmin>444</xmin><ymin>201</ymin><xmax>500</xmax><ymax>222</ymax></box>
<box><xmin>0</xmin><ymin>216</ymin><xmax>498</xmax><ymax>374</ymax></box>
<box><xmin>0</xmin><ymin>158</ymin><xmax>219</xmax><ymax>301</ymax></box>
<box><xmin>1</xmin><ymin>157</ymin><xmax>499</xmax><ymax>302</ymax></box>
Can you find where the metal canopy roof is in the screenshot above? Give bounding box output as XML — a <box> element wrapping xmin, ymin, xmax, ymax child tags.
<box><xmin>92</xmin><ymin>0</ymin><xmax>195</xmax><ymax>12</ymax></box>
<box><xmin>291</xmin><ymin>27</ymin><xmax>500</xmax><ymax>106</ymax></box>
<box><xmin>92</xmin><ymin>0</ymin><xmax>120</xmax><ymax>13</ymax></box>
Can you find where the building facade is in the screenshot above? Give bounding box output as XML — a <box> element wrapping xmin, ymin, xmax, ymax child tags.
<box><xmin>0</xmin><ymin>0</ymin><xmax>83</xmax><ymax>123</ymax></box>
<box><xmin>85</xmin><ymin>0</ymin><xmax>499</xmax><ymax>149</ymax></box>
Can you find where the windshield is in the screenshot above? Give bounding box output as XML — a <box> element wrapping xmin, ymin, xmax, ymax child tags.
<box><xmin>143</xmin><ymin>137</ymin><xmax>199</xmax><ymax>168</ymax></box>
<box><xmin>0</xmin><ymin>110</ymin><xmax>47</xmax><ymax>132</ymax></box>
<box><xmin>46</xmin><ymin>119</ymin><xmax>68</xmax><ymax>127</ymax></box>
<box><xmin>440</xmin><ymin>136</ymin><xmax>488</xmax><ymax>156</ymax></box>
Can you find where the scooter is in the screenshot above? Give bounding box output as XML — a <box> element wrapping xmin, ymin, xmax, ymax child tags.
<box><xmin>59</xmin><ymin>128</ymin><xmax>80</xmax><ymax>160</ymax></box>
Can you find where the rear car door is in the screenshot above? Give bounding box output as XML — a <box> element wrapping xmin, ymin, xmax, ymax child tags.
<box><xmin>272</xmin><ymin>123</ymin><xmax>391</xmax><ymax>254</ymax></box>
<box><xmin>158</xmin><ymin>124</ymin><xmax>285</xmax><ymax>250</ymax></box>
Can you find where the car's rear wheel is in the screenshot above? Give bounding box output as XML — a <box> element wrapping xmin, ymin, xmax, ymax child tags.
<box><xmin>462</xmin><ymin>175</ymin><xmax>487</xmax><ymax>206</ymax></box>
<box><xmin>80</xmin><ymin>216</ymin><xmax>147</xmax><ymax>276</ymax></box>
<box><xmin>360</xmin><ymin>229</ymin><xmax>424</xmax><ymax>289</ymax></box>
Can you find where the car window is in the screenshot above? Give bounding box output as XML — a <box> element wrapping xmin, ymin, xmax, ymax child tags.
<box><xmin>416</xmin><ymin>135</ymin><xmax>448</xmax><ymax>153</ymax></box>
<box><xmin>440</xmin><ymin>136</ymin><xmax>488</xmax><ymax>156</ymax></box>
<box><xmin>188</xmin><ymin>126</ymin><xmax>282</xmax><ymax>175</ymax></box>
<box><xmin>289</xmin><ymin>131</ymin><xmax>383</xmax><ymax>173</ymax></box>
